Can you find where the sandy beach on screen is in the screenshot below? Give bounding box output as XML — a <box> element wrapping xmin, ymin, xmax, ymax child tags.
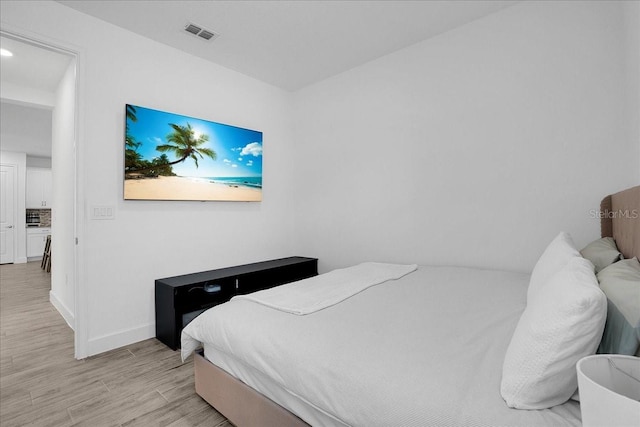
<box><xmin>124</xmin><ymin>176</ymin><xmax>261</xmax><ymax>201</ymax></box>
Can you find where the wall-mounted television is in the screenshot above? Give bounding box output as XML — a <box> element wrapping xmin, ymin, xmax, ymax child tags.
<box><xmin>124</xmin><ymin>104</ymin><xmax>262</xmax><ymax>202</ymax></box>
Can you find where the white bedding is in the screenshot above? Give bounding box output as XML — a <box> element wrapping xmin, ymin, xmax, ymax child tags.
<box><xmin>232</xmin><ymin>262</ymin><xmax>417</xmax><ymax>315</ymax></box>
<box><xmin>182</xmin><ymin>265</ymin><xmax>582</xmax><ymax>426</ymax></box>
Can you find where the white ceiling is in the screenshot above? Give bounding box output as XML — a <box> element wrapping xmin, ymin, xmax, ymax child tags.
<box><xmin>0</xmin><ymin>36</ymin><xmax>72</xmax><ymax>157</ymax></box>
<box><xmin>57</xmin><ymin>0</ymin><xmax>518</xmax><ymax>92</ymax></box>
<box><xmin>0</xmin><ymin>35</ymin><xmax>72</xmax><ymax>94</ymax></box>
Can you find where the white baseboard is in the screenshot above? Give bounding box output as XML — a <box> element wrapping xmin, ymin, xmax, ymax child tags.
<box><xmin>49</xmin><ymin>290</ymin><xmax>75</xmax><ymax>330</ymax></box>
<box><xmin>86</xmin><ymin>323</ymin><xmax>156</xmax><ymax>357</ymax></box>
<box><xmin>15</xmin><ymin>256</ymin><xmax>28</xmax><ymax>264</ymax></box>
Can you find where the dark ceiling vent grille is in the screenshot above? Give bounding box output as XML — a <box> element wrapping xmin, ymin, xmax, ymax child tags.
<box><xmin>185</xmin><ymin>24</ymin><xmax>201</xmax><ymax>35</ymax></box>
<box><xmin>198</xmin><ymin>30</ymin><xmax>215</xmax><ymax>41</ymax></box>
<box><xmin>184</xmin><ymin>23</ymin><xmax>219</xmax><ymax>42</ymax></box>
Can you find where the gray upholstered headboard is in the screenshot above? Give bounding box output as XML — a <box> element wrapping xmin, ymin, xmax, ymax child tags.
<box><xmin>600</xmin><ymin>185</ymin><xmax>640</xmax><ymax>260</ymax></box>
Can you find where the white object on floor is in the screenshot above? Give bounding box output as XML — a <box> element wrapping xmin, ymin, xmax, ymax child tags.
<box><xmin>577</xmin><ymin>354</ymin><xmax>640</xmax><ymax>427</ymax></box>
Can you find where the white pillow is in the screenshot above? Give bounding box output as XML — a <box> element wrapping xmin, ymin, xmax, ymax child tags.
<box><xmin>501</xmin><ymin>256</ymin><xmax>607</xmax><ymax>409</ymax></box>
<box><xmin>527</xmin><ymin>232</ymin><xmax>580</xmax><ymax>302</ymax></box>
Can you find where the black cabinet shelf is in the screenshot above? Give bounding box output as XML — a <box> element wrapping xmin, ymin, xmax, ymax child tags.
<box><xmin>155</xmin><ymin>256</ymin><xmax>318</xmax><ymax>350</ymax></box>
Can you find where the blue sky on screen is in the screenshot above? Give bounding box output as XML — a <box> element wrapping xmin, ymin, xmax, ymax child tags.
<box><xmin>126</xmin><ymin>105</ymin><xmax>262</xmax><ymax>178</ymax></box>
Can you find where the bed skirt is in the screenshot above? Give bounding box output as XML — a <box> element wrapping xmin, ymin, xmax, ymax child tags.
<box><xmin>194</xmin><ymin>351</ymin><xmax>309</xmax><ymax>427</ymax></box>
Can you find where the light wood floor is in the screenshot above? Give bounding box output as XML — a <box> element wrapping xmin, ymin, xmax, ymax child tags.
<box><xmin>0</xmin><ymin>261</ymin><xmax>232</xmax><ymax>427</ymax></box>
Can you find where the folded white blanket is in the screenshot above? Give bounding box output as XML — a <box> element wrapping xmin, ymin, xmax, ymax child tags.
<box><xmin>232</xmin><ymin>262</ymin><xmax>417</xmax><ymax>315</ymax></box>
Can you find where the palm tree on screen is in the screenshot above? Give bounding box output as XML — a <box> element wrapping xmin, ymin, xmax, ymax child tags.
<box><xmin>151</xmin><ymin>154</ymin><xmax>175</xmax><ymax>176</ymax></box>
<box><xmin>125</xmin><ymin>105</ymin><xmax>138</xmax><ymax>151</ymax></box>
<box><xmin>156</xmin><ymin>123</ymin><xmax>217</xmax><ymax>168</ymax></box>
<box><xmin>125</xmin><ymin>105</ymin><xmax>143</xmax><ymax>171</ymax></box>
<box><xmin>126</xmin><ymin>104</ymin><xmax>137</xmax><ymax>123</ymax></box>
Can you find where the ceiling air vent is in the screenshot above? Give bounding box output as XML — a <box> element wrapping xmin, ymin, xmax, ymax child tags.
<box><xmin>184</xmin><ymin>23</ymin><xmax>219</xmax><ymax>41</ymax></box>
<box><xmin>198</xmin><ymin>30</ymin><xmax>215</xmax><ymax>41</ymax></box>
<box><xmin>185</xmin><ymin>23</ymin><xmax>201</xmax><ymax>35</ymax></box>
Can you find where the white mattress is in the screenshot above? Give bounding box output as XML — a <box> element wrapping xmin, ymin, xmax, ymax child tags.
<box><xmin>182</xmin><ymin>265</ymin><xmax>582</xmax><ymax>426</ymax></box>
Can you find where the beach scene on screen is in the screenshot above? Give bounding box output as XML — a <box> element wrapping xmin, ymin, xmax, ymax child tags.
<box><xmin>124</xmin><ymin>104</ymin><xmax>262</xmax><ymax>201</ymax></box>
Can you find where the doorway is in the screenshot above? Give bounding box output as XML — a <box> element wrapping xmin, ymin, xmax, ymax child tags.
<box><xmin>0</xmin><ymin>30</ymin><xmax>82</xmax><ymax>357</ymax></box>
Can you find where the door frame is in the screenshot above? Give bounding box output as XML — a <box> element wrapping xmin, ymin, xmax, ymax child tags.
<box><xmin>0</xmin><ymin>27</ymin><xmax>87</xmax><ymax>359</ymax></box>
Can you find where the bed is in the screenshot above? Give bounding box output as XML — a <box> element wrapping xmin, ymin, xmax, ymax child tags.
<box><xmin>181</xmin><ymin>185</ymin><xmax>640</xmax><ymax>427</ymax></box>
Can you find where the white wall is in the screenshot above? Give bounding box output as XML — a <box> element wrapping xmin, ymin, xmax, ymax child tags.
<box><xmin>293</xmin><ymin>1</ymin><xmax>639</xmax><ymax>273</ymax></box>
<box><xmin>0</xmin><ymin>81</ymin><xmax>55</xmax><ymax>108</ymax></box>
<box><xmin>27</xmin><ymin>156</ymin><xmax>52</xmax><ymax>168</ymax></box>
<box><xmin>1</xmin><ymin>0</ymin><xmax>297</xmax><ymax>356</ymax></box>
<box><xmin>50</xmin><ymin>58</ymin><xmax>76</xmax><ymax>328</ymax></box>
<box><xmin>622</xmin><ymin>0</ymin><xmax>640</xmax><ymax>182</ymax></box>
<box><xmin>0</xmin><ymin>102</ymin><xmax>52</xmax><ymax>157</ymax></box>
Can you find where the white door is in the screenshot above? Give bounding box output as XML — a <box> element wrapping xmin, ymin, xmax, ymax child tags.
<box><xmin>0</xmin><ymin>165</ymin><xmax>16</xmax><ymax>264</ymax></box>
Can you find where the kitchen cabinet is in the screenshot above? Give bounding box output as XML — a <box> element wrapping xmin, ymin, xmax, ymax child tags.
<box><xmin>26</xmin><ymin>168</ymin><xmax>52</xmax><ymax>209</ymax></box>
<box><xmin>27</xmin><ymin>227</ymin><xmax>51</xmax><ymax>258</ymax></box>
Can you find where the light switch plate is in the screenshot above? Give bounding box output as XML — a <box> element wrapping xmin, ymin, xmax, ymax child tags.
<box><xmin>91</xmin><ymin>205</ymin><xmax>115</xmax><ymax>220</ymax></box>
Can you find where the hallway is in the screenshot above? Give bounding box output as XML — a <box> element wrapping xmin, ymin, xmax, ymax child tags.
<box><xmin>0</xmin><ymin>262</ymin><xmax>229</xmax><ymax>426</ymax></box>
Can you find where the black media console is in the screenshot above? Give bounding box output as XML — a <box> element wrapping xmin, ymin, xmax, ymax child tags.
<box><xmin>155</xmin><ymin>256</ymin><xmax>318</xmax><ymax>350</ymax></box>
